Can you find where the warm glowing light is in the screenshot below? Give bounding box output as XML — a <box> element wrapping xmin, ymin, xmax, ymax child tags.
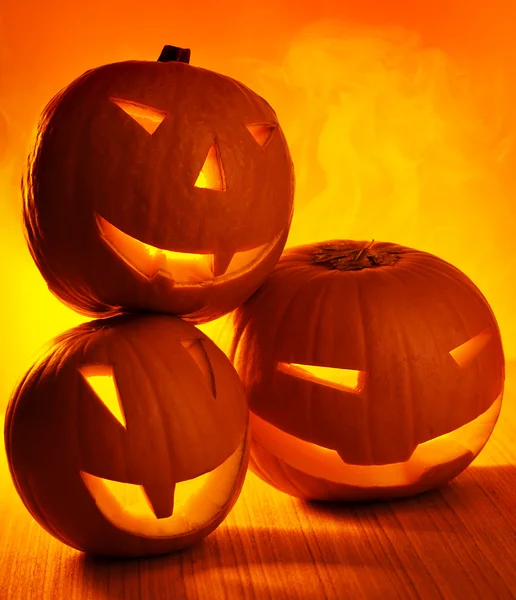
<box><xmin>110</xmin><ymin>98</ymin><xmax>167</xmax><ymax>134</ymax></box>
<box><xmin>246</xmin><ymin>123</ymin><xmax>276</xmax><ymax>147</ymax></box>
<box><xmin>194</xmin><ymin>142</ymin><xmax>226</xmax><ymax>190</ymax></box>
<box><xmin>450</xmin><ymin>328</ymin><xmax>493</xmax><ymax>367</ymax></box>
<box><xmin>96</xmin><ymin>213</ymin><xmax>214</xmax><ymax>282</ymax></box>
<box><xmin>96</xmin><ymin>214</ymin><xmax>279</xmax><ymax>285</ymax></box>
<box><xmin>79</xmin><ymin>365</ymin><xmax>126</xmax><ymax>428</ymax></box>
<box><xmin>250</xmin><ymin>392</ymin><xmax>502</xmax><ymax>487</ymax></box>
<box><xmin>79</xmin><ymin>437</ymin><xmax>246</xmax><ymax>537</ymax></box>
<box><xmin>278</xmin><ymin>362</ymin><xmax>364</xmax><ymax>393</ymax></box>
<box><xmin>223</xmin><ymin>241</ymin><xmax>272</xmax><ymax>275</ymax></box>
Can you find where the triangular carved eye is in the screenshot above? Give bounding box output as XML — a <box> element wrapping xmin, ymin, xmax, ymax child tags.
<box><xmin>79</xmin><ymin>365</ymin><xmax>127</xmax><ymax>428</ymax></box>
<box><xmin>110</xmin><ymin>98</ymin><xmax>167</xmax><ymax>134</ymax></box>
<box><xmin>246</xmin><ymin>123</ymin><xmax>276</xmax><ymax>148</ymax></box>
<box><xmin>449</xmin><ymin>327</ymin><xmax>492</xmax><ymax>368</ymax></box>
<box><xmin>194</xmin><ymin>141</ymin><xmax>226</xmax><ymax>191</ymax></box>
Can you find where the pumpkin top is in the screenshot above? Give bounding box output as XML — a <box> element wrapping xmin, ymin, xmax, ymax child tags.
<box><xmin>157</xmin><ymin>45</ymin><xmax>191</xmax><ymax>64</ymax></box>
<box><xmin>310</xmin><ymin>239</ymin><xmax>400</xmax><ymax>271</ymax></box>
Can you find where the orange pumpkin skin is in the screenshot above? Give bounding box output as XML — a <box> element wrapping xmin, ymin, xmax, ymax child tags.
<box><xmin>229</xmin><ymin>240</ymin><xmax>505</xmax><ymax>501</ymax></box>
<box><xmin>5</xmin><ymin>314</ymin><xmax>249</xmax><ymax>557</ymax></box>
<box><xmin>23</xmin><ymin>47</ymin><xmax>294</xmax><ymax>324</ymax></box>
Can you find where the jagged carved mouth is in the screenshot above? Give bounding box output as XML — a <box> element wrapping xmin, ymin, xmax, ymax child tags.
<box><xmin>250</xmin><ymin>392</ymin><xmax>502</xmax><ymax>488</ymax></box>
<box><xmin>96</xmin><ymin>214</ymin><xmax>281</xmax><ymax>287</ymax></box>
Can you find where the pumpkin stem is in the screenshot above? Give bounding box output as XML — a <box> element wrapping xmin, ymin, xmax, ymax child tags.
<box><xmin>158</xmin><ymin>45</ymin><xmax>191</xmax><ymax>64</ymax></box>
<box><xmin>310</xmin><ymin>239</ymin><xmax>399</xmax><ymax>271</ymax></box>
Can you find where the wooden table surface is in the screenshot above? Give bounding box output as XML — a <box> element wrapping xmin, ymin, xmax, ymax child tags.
<box><xmin>1</xmin><ymin>361</ymin><xmax>515</xmax><ymax>600</ymax></box>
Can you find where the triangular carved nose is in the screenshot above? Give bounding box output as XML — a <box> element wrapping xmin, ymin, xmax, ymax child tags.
<box><xmin>194</xmin><ymin>140</ymin><xmax>226</xmax><ymax>191</ymax></box>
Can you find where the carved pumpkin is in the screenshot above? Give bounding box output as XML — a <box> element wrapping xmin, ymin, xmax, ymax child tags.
<box><xmin>229</xmin><ymin>240</ymin><xmax>505</xmax><ymax>501</ymax></box>
<box><xmin>23</xmin><ymin>45</ymin><xmax>294</xmax><ymax>323</ymax></box>
<box><xmin>5</xmin><ymin>314</ymin><xmax>249</xmax><ymax>557</ymax></box>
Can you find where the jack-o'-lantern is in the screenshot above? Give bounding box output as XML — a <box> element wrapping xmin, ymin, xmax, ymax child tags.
<box><xmin>229</xmin><ymin>240</ymin><xmax>505</xmax><ymax>501</ymax></box>
<box><xmin>23</xmin><ymin>45</ymin><xmax>294</xmax><ymax>323</ymax></box>
<box><xmin>4</xmin><ymin>314</ymin><xmax>249</xmax><ymax>557</ymax></box>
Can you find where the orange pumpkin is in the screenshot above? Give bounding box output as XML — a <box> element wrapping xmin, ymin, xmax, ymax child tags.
<box><xmin>229</xmin><ymin>240</ymin><xmax>505</xmax><ymax>501</ymax></box>
<box><xmin>5</xmin><ymin>314</ymin><xmax>249</xmax><ymax>557</ymax></box>
<box><xmin>23</xmin><ymin>45</ymin><xmax>294</xmax><ymax>323</ymax></box>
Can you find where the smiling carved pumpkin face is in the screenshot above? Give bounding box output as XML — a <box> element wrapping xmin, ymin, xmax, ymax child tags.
<box><xmin>229</xmin><ymin>240</ymin><xmax>505</xmax><ymax>501</ymax></box>
<box><xmin>23</xmin><ymin>46</ymin><xmax>294</xmax><ymax>323</ymax></box>
<box><xmin>4</xmin><ymin>314</ymin><xmax>249</xmax><ymax>557</ymax></box>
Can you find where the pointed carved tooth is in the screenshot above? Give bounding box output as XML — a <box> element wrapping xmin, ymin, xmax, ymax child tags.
<box><xmin>224</xmin><ymin>241</ymin><xmax>270</xmax><ymax>277</ymax></box>
<box><xmin>212</xmin><ymin>251</ymin><xmax>236</xmax><ymax>277</ymax></box>
<box><xmin>142</xmin><ymin>479</ymin><xmax>176</xmax><ymax>519</ymax></box>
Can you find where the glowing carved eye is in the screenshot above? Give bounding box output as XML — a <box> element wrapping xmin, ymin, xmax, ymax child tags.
<box><xmin>79</xmin><ymin>365</ymin><xmax>127</xmax><ymax>428</ymax></box>
<box><xmin>278</xmin><ymin>362</ymin><xmax>365</xmax><ymax>394</ymax></box>
<box><xmin>194</xmin><ymin>141</ymin><xmax>226</xmax><ymax>191</ymax></box>
<box><xmin>110</xmin><ymin>98</ymin><xmax>167</xmax><ymax>134</ymax></box>
<box><xmin>449</xmin><ymin>327</ymin><xmax>493</xmax><ymax>368</ymax></box>
<box><xmin>246</xmin><ymin>123</ymin><xmax>277</xmax><ymax>148</ymax></box>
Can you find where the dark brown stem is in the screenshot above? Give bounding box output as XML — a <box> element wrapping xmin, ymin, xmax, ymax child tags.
<box><xmin>310</xmin><ymin>240</ymin><xmax>399</xmax><ymax>271</ymax></box>
<box><xmin>157</xmin><ymin>45</ymin><xmax>191</xmax><ymax>64</ymax></box>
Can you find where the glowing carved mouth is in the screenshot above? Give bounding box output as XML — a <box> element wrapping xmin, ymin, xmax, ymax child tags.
<box><xmin>80</xmin><ymin>437</ymin><xmax>246</xmax><ymax>537</ymax></box>
<box><xmin>96</xmin><ymin>214</ymin><xmax>281</xmax><ymax>287</ymax></box>
<box><xmin>250</xmin><ymin>392</ymin><xmax>502</xmax><ymax>489</ymax></box>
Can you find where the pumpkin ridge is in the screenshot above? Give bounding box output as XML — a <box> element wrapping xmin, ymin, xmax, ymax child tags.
<box><xmin>399</xmin><ymin>259</ymin><xmax>504</xmax><ymax>415</ymax></box>
<box><xmin>4</xmin><ymin>365</ymin><xmax>58</xmax><ymax>535</ymax></box>
<box><xmin>403</xmin><ymin>256</ymin><xmax>494</xmax><ymax>311</ymax></box>
<box><xmin>308</xmin><ymin>272</ymin><xmax>339</xmax><ymax>442</ymax></box>
<box><xmin>121</xmin><ymin>330</ymin><xmax>178</xmax><ymax>495</ymax></box>
<box><xmin>352</xmin><ymin>274</ymin><xmax>374</xmax><ymax>465</ymax></box>
<box><xmin>379</xmin><ymin>265</ymin><xmax>417</xmax><ymax>461</ymax></box>
<box><xmin>268</xmin><ymin>268</ymin><xmax>330</xmax><ymax>429</ymax></box>
<box><xmin>420</xmin><ymin>266</ymin><xmax>493</xmax><ymax>424</ymax></box>
<box><xmin>145</xmin><ymin>330</ymin><xmax>220</xmax><ymax>475</ymax></box>
<box><xmin>131</xmin><ymin>325</ymin><xmax>241</xmax><ymax>475</ymax></box>
<box><xmin>6</xmin><ymin>351</ymin><xmax>83</xmax><ymax>549</ymax></box>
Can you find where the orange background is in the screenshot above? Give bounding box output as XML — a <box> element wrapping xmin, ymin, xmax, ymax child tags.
<box><xmin>1</xmin><ymin>0</ymin><xmax>516</xmax><ymax>411</ymax></box>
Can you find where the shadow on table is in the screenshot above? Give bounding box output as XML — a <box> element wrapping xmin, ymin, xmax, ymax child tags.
<box><xmin>298</xmin><ymin>462</ymin><xmax>516</xmax><ymax>529</ymax></box>
<box><xmin>69</xmin><ymin>463</ymin><xmax>516</xmax><ymax>599</ymax></box>
<box><xmin>74</xmin><ymin>551</ymin><xmax>284</xmax><ymax>600</ymax></box>
<box><xmin>72</xmin><ymin>532</ymin><xmax>329</xmax><ymax>600</ymax></box>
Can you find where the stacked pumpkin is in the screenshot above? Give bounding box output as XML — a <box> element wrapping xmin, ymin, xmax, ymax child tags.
<box><xmin>5</xmin><ymin>45</ymin><xmax>294</xmax><ymax>557</ymax></box>
<box><xmin>5</xmin><ymin>45</ymin><xmax>505</xmax><ymax>559</ymax></box>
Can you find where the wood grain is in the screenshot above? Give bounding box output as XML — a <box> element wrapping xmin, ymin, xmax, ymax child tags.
<box><xmin>1</xmin><ymin>362</ymin><xmax>516</xmax><ymax>600</ymax></box>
